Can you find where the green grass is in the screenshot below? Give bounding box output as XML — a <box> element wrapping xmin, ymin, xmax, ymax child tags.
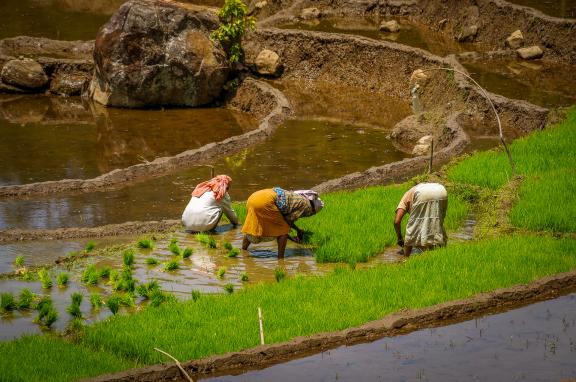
<box><xmin>0</xmin><ymin>336</ymin><xmax>134</xmax><ymax>382</ymax></box>
<box><xmin>85</xmin><ymin>241</ymin><xmax>96</xmax><ymax>253</ymax></box>
<box><xmin>18</xmin><ymin>289</ymin><xmax>34</xmax><ymax>310</ymax></box>
<box><xmin>14</xmin><ymin>255</ymin><xmax>24</xmax><ymax>268</ymax></box>
<box><xmin>145</xmin><ymin>257</ymin><xmax>160</xmax><ymax>265</ymax></box>
<box><xmin>510</xmin><ymin>170</ymin><xmax>576</xmax><ymax>232</ymax></box>
<box><xmin>137</xmin><ymin>238</ymin><xmax>155</xmax><ymax>249</ymax></box>
<box><xmin>56</xmin><ymin>272</ymin><xmax>69</xmax><ymax>287</ymax></box>
<box><xmin>164</xmin><ymin>260</ymin><xmax>180</xmax><ymax>271</ymax></box>
<box><xmin>448</xmin><ymin>108</ymin><xmax>576</xmax><ymax>189</ymax></box>
<box><xmin>1</xmin><ymin>292</ymin><xmax>17</xmax><ymax>312</ymax></box>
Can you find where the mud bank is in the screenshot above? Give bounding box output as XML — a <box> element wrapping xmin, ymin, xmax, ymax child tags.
<box><xmin>0</xmin><ymin>77</ymin><xmax>292</xmax><ymax>198</ymax></box>
<box><xmin>257</xmin><ymin>0</ymin><xmax>576</xmax><ymax>64</ymax></box>
<box><xmin>0</xmin><ymin>219</ymin><xmax>180</xmax><ymax>244</ymax></box>
<box><xmin>85</xmin><ymin>270</ymin><xmax>576</xmax><ymax>382</ymax></box>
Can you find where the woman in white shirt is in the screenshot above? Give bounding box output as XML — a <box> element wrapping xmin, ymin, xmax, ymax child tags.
<box><xmin>182</xmin><ymin>175</ymin><xmax>239</xmax><ymax>232</ymax></box>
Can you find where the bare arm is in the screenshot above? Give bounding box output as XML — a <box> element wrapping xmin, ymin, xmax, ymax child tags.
<box><xmin>394</xmin><ymin>208</ymin><xmax>406</xmax><ymax>247</ymax></box>
<box><xmin>220</xmin><ymin>194</ymin><xmax>238</xmax><ymax>225</ymax></box>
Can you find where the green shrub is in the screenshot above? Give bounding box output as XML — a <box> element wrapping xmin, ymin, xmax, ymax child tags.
<box><xmin>211</xmin><ymin>0</ymin><xmax>256</xmax><ymax>63</ymax></box>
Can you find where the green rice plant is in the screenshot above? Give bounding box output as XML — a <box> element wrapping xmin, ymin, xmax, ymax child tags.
<box><xmin>226</xmin><ymin>248</ymin><xmax>240</xmax><ymax>258</ymax></box>
<box><xmin>68</xmin><ymin>250</ymin><xmax>80</xmax><ymax>258</ymax></box>
<box><xmin>99</xmin><ymin>267</ymin><xmax>112</xmax><ymax>279</ymax></box>
<box><xmin>20</xmin><ymin>271</ymin><xmax>34</xmax><ymax>281</ymax></box>
<box><xmin>223</xmin><ymin>284</ymin><xmax>234</xmax><ymax>294</ymax></box>
<box><xmin>90</xmin><ymin>293</ymin><xmax>103</xmax><ymax>309</ymax></box>
<box><xmin>35</xmin><ymin>297</ymin><xmax>58</xmax><ymax>328</ymax></box>
<box><xmin>67</xmin><ymin>318</ymin><xmax>85</xmax><ymax>334</ymax></box>
<box><xmin>348</xmin><ymin>260</ymin><xmax>357</xmax><ymax>271</ymax></box>
<box><xmin>120</xmin><ymin>293</ymin><xmax>135</xmax><ymax>307</ymax></box>
<box><xmin>169</xmin><ymin>237</ymin><xmax>178</xmax><ymax>246</ymax></box>
<box><xmin>137</xmin><ymin>280</ymin><xmax>160</xmax><ymax>299</ymax></box>
<box><xmin>196</xmin><ymin>233</ymin><xmax>209</xmax><ymax>245</ymax></box>
<box><xmin>106</xmin><ymin>295</ymin><xmax>122</xmax><ymax>315</ymax></box>
<box><xmin>169</xmin><ymin>241</ymin><xmax>181</xmax><ymax>256</ymax></box>
<box><xmin>191</xmin><ymin>290</ymin><xmax>201</xmax><ymax>302</ymax></box>
<box><xmin>67</xmin><ymin>292</ymin><xmax>83</xmax><ymax>318</ymax></box>
<box><xmin>207</xmin><ymin>237</ymin><xmax>217</xmax><ymax>249</ymax></box>
<box><xmin>82</xmin><ymin>265</ymin><xmax>97</xmax><ymax>284</ymax></box>
<box><xmin>85</xmin><ymin>241</ymin><xmax>96</xmax><ymax>253</ymax></box>
<box><xmin>146</xmin><ymin>257</ymin><xmax>160</xmax><ymax>265</ymax></box>
<box><xmin>150</xmin><ymin>290</ymin><xmax>176</xmax><ymax>308</ymax></box>
<box><xmin>164</xmin><ymin>259</ymin><xmax>180</xmax><ymax>271</ymax></box>
<box><xmin>114</xmin><ymin>267</ymin><xmax>136</xmax><ymax>293</ymax></box>
<box><xmin>182</xmin><ymin>247</ymin><xmax>193</xmax><ymax>259</ymax></box>
<box><xmin>223</xmin><ymin>241</ymin><xmax>233</xmax><ymax>251</ymax></box>
<box><xmin>274</xmin><ymin>267</ymin><xmax>286</xmax><ymax>282</ymax></box>
<box><xmin>216</xmin><ymin>266</ymin><xmax>226</xmax><ymax>279</ymax></box>
<box><xmin>137</xmin><ymin>238</ymin><xmax>154</xmax><ymax>249</ymax></box>
<box><xmin>56</xmin><ymin>272</ymin><xmax>70</xmax><ymax>287</ymax></box>
<box><xmin>17</xmin><ymin>289</ymin><xmax>34</xmax><ymax>310</ymax></box>
<box><xmin>240</xmin><ymin>273</ymin><xmax>249</xmax><ymax>282</ymax></box>
<box><xmin>14</xmin><ymin>255</ymin><xmax>24</xmax><ymax>268</ymax></box>
<box><xmin>123</xmin><ymin>250</ymin><xmax>135</xmax><ymax>268</ymax></box>
<box><xmin>38</xmin><ymin>269</ymin><xmax>53</xmax><ymax>289</ymax></box>
<box><xmin>109</xmin><ymin>269</ymin><xmax>120</xmax><ymax>284</ymax></box>
<box><xmin>1</xmin><ymin>292</ymin><xmax>16</xmax><ymax>312</ymax></box>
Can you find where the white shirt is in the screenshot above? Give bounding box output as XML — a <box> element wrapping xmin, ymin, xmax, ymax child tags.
<box><xmin>181</xmin><ymin>191</ymin><xmax>238</xmax><ymax>232</ymax></box>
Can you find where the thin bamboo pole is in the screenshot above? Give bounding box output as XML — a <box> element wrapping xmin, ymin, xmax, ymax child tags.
<box><xmin>154</xmin><ymin>348</ymin><xmax>194</xmax><ymax>382</ymax></box>
<box><xmin>258</xmin><ymin>307</ymin><xmax>265</xmax><ymax>345</ymax></box>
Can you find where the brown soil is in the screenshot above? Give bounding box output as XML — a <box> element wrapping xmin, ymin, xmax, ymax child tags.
<box><xmin>85</xmin><ymin>270</ymin><xmax>576</xmax><ymax>382</ymax></box>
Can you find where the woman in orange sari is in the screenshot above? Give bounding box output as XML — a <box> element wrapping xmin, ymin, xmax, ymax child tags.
<box><xmin>242</xmin><ymin>187</ymin><xmax>324</xmax><ymax>258</ymax></box>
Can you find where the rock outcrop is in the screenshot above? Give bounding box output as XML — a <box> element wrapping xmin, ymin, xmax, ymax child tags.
<box><xmin>89</xmin><ymin>0</ymin><xmax>230</xmax><ymax>108</ymax></box>
<box><xmin>1</xmin><ymin>59</ymin><xmax>49</xmax><ymax>90</ymax></box>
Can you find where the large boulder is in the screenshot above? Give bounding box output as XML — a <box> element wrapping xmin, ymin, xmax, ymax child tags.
<box><xmin>1</xmin><ymin>59</ymin><xmax>49</xmax><ymax>90</ymax></box>
<box><xmin>89</xmin><ymin>0</ymin><xmax>230</xmax><ymax>108</ymax></box>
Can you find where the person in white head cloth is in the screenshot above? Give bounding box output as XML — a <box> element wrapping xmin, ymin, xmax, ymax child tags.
<box><xmin>241</xmin><ymin>187</ymin><xmax>324</xmax><ymax>258</ymax></box>
<box><xmin>394</xmin><ymin>183</ymin><xmax>448</xmax><ymax>256</ymax></box>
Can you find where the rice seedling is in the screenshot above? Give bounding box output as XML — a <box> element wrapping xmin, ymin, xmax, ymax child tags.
<box><xmin>114</xmin><ymin>267</ymin><xmax>136</xmax><ymax>293</ymax></box>
<box><xmin>35</xmin><ymin>297</ymin><xmax>58</xmax><ymax>328</ymax></box>
<box><xmin>82</xmin><ymin>265</ymin><xmax>101</xmax><ymax>286</ymax></box>
<box><xmin>99</xmin><ymin>267</ymin><xmax>111</xmax><ymax>279</ymax></box>
<box><xmin>196</xmin><ymin>233</ymin><xmax>210</xmax><ymax>245</ymax></box>
<box><xmin>67</xmin><ymin>292</ymin><xmax>83</xmax><ymax>318</ymax></box>
<box><xmin>208</xmin><ymin>237</ymin><xmax>217</xmax><ymax>249</ymax></box>
<box><xmin>137</xmin><ymin>238</ymin><xmax>155</xmax><ymax>249</ymax></box>
<box><xmin>106</xmin><ymin>295</ymin><xmax>122</xmax><ymax>315</ymax></box>
<box><xmin>137</xmin><ymin>280</ymin><xmax>160</xmax><ymax>299</ymax></box>
<box><xmin>109</xmin><ymin>269</ymin><xmax>120</xmax><ymax>284</ymax></box>
<box><xmin>182</xmin><ymin>247</ymin><xmax>193</xmax><ymax>259</ymax></box>
<box><xmin>223</xmin><ymin>241</ymin><xmax>233</xmax><ymax>251</ymax></box>
<box><xmin>1</xmin><ymin>292</ymin><xmax>17</xmax><ymax>312</ymax></box>
<box><xmin>66</xmin><ymin>318</ymin><xmax>85</xmax><ymax>334</ymax></box>
<box><xmin>216</xmin><ymin>266</ymin><xmax>226</xmax><ymax>279</ymax></box>
<box><xmin>17</xmin><ymin>289</ymin><xmax>34</xmax><ymax>310</ymax></box>
<box><xmin>56</xmin><ymin>272</ymin><xmax>70</xmax><ymax>287</ymax></box>
<box><xmin>38</xmin><ymin>269</ymin><xmax>53</xmax><ymax>289</ymax></box>
<box><xmin>274</xmin><ymin>267</ymin><xmax>286</xmax><ymax>282</ymax></box>
<box><xmin>85</xmin><ymin>241</ymin><xmax>96</xmax><ymax>253</ymax></box>
<box><xmin>223</xmin><ymin>284</ymin><xmax>234</xmax><ymax>294</ymax></box>
<box><xmin>169</xmin><ymin>241</ymin><xmax>181</xmax><ymax>256</ymax></box>
<box><xmin>240</xmin><ymin>273</ymin><xmax>249</xmax><ymax>282</ymax></box>
<box><xmin>146</xmin><ymin>257</ymin><xmax>160</xmax><ymax>265</ymax></box>
<box><xmin>169</xmin><ymin>237</ymin><xmax>178</xmax><ymax>246</ymax></box>
<box><xmin>120</xmin><ymin>293</ymin><xmax>135</xmax><ymax>307</ymax></box>
<box><xmin>348</xmin><ymin>260</ymin><xmax>357</xmax><ymax>271</ymax></box>
<box><xmin>90</xmin><ymin>293</ymin><xmax>103</xmax><ymax>309</ymax></box>
<box><xmin>14</xmin><ymin>255</ymin><xmax>24</xmax><ymax>268</ymax></box>
<box><xmin>20</xmin><ymin>271</ymin><xmax>34</xmax><ymax>281</ymax></box>
<box><xmin>226</xmin><ymin>248</ymin><xmax>240</xmax><ymax>258</ymax></box>
<box><xmin>164</xmin><ymin>259</ymin><xmax>180</xmax><ymax>271</ymax></box>
<box><xmin>123</xmin><ymin>250</ymin><xmax>135</xmax><ymax>267</ymax></box>
<box><xmin>68</xmin><ymin>250</ymin><xmax>80</xmax><ymax>258</ymax></box>
<box><xmin>191</xmin><ymin>290</ymin><xmax>201</xmax><ymax>302</ymax></box>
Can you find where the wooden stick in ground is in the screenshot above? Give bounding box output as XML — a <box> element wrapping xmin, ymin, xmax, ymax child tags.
<box><xmin>258</xmin><ymin>307</ymin><xmax>265</xmax><ymax>345</ymax></box>
<box><xmin>154</xmin><ymin>347</ymin><xmax>194</xmax><ymax>382</ymax></box>
<box><xmin>428</xmin><ymin>139</ymin><xmax>434</xmax><ymax>174</ymax></box>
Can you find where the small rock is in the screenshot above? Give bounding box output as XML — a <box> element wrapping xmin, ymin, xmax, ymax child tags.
<box><xmin>254</xmin><ymin>0</ymin><xmax>267</xmax><ymax>9</ymax></box>
<box><xmin>438</xmin><ymin>18</ymin><xmax>448</xmax><ymax>29</ymax></box>
<box><xmin>301</xmin><ymin>7</ymin><xmax>320</xmax><ymax>20</ymax></box>
<box><xmin>506</xmin><ymin>30</ymin><xmax>524</xmax><ymax>49</ymax></box>
<box><xmin>412</xmin><ymin>144</ymin><xmax>430</xmax><ymax>156</ymax></box>
<box><xmin>1</xmin><ymin>58</ymin><xmax>49</xmax><ymax>90</ymax></box>
<box><xmin>516</xmin><ymin>45</ymin><xmax>543</xmax><ymax>60</ymax></box>
<box><xmin>379</xmin><ymin>20</ymin><xmax>400</xmax><ymax>33</ymax></box>
<box><xmin>254</xmin><ymin>49</ymin><xmax>283</xmax><ymax>77</ymax></box>
<box><xmin>50</xmin><ymin>73</ymin><xmax>89</xmax><ymax>96</ymax></box>
<box><xmin>417</xmin><ymin>135</ymin><xmax>433</xmax><ymax>145</ymax></box>
<box><xmin>456</xmin><ymin>25</ymin><xmax>478</xmax><ymax>42</ymax></box>
<box><xmin>410</xmin><ymin>69</ymin><xmax>428</xmax><ymax>85</ymax></box>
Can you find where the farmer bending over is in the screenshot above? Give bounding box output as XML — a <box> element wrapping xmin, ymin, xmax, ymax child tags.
<box><xmin>394</xmin><ymin>183</ymin><xmax>448</xmax><ymax>256</ymax></box>
<box><xmin>242</xmin><ymin>188</ymin><xmax>324</xmax><ymax>258</ymax></box>
<box><xmin>182</xmin><ymin>175</ymin><xmax>238</xmax><ymax>232</ymax></box>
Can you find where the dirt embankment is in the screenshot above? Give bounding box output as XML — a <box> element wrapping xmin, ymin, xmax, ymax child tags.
<box><xmin>84</xmin><ymin>270</ymin><xmax>576</xmax><ymax>382</ymax></box>
<box><xmin>0</xmin><ymin>77</ymin><xmax>292</xmax><ymax>199</ymax></box>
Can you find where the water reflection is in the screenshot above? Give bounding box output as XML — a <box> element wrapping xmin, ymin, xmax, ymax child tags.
<box><xmin>0</xmin><ymin>118</ymin><xmax>408</xmax><ymax>230</ymax></box>
<box><xmin>0</xmin><ymin>95</ymin><xmax>255</xmax><ymax>186</ymax></box>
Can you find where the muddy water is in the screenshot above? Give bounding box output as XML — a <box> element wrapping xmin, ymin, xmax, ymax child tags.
<box><xmin>462</xmin><ymin>59</ymin><xmax>576</xmax><ymax>108</ymax></box>
<box><xmin>203</xmin><ymin>293</ymin><xmax>576</xmax><ymax>381</ymax></box>
<box><xmin>507</xmin><ymin>0</ymin><xmax>576</xmax><ymax>18</ymax></box>
<box><xmin>279</xmin><ymin>17</ymin><xmax>481</xmax><ymax>57</ymax></box>
<box><xmin>0</xmin><ymin>95</ymin><xmax>255</xmax><ymax>186</ymax></box>
<box><xmin>0</xmin><ymin>118</ymin><xmax>408</xmax><ymax>230</ymax></box>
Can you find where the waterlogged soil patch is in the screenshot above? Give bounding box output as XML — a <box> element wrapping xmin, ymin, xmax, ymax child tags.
<box><xmin>0</xmin><ymin>95</ymin><xmax>255</xmax><ymax>186</ymax></box>
<box><xmin>461</xmin><ymin>58</ymin><xmax>576</xmax><ymax>108</ymax></box>
<box><xmin>0</xmin><ymin>119</ymin><xmax>407</xmax><ymax>230</ymax></box>
<box><xmin>506</xmin><ymin>0</ymin><xmax>576</xmax><ymax>18</ymax></box>
<box><xmin>279</xmin><ymin>16</ymin><xmax>482</xmax><ymax>57</ymax></box>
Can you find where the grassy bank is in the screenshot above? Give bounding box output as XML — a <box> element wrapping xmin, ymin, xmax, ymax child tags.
<box><xmin>1</xmin><ymin>236</ymin><xmax>575</xmax><ymax>381</ymax></box>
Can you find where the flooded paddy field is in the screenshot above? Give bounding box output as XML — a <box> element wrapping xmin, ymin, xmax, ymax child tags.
<box><xmin>0</xmin><ymin>95</ymin><xmax>255</xmax><ymax>186</ymax></box>
<box><xmin>204</xmin><ymin>293</ymin><xmax>576</xmax><ymax>381</ymax></box>
<box><xmin>0</xmin><ymin>117</ymin><xmax>408</xmax><ymax>230</ymax></box>
<box><xmin>279</xmin><ymin>16</ymin><xmax>482</xmax><ymax>57</ymax></box>
<box><xmin>507</xmin><ymin>0</ymin><xmax>576</xmax><ymax>18</ymax></box>
<box><xmin>462</xmin><ymin>59</ymin><xmax>576</xmax><ymax>108</ymax></box>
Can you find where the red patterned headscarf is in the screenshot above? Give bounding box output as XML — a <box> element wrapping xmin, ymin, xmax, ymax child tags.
<box><xmin>191</xmin><ymin>175</ymin><xmax>232</xmax><ymax>202</ymax></box>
